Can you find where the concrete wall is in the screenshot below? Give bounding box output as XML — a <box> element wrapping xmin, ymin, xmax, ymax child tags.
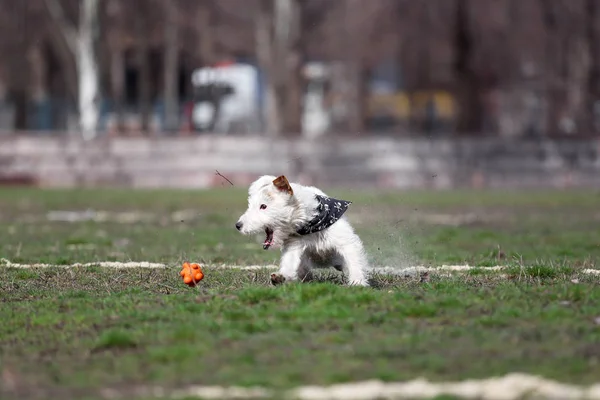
<box><xmin>0</xmin><ymin>135</ymin><xmax>599</xmax><ymax>189</ymax></box>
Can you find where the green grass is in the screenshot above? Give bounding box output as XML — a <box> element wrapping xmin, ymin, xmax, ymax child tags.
<box><xmin>1</xmin><ymin>187</ymin><xmax>600</xmax><ymax>399</ymax></box>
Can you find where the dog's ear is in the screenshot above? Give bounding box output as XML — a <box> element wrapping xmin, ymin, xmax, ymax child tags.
<box><xmin>272</xmin><ymin>175</ymin><xmax>293</xmax><ymax>195</ymax></box>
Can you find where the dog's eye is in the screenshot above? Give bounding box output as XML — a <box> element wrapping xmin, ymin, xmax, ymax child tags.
<box><xmin>260</xmin><ymin>204</ymin><xmax>267</xmax><ymax>210</ymax></box>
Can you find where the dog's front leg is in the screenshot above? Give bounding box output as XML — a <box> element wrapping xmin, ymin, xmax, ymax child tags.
<box><xmin>271</xmin><ymin>243</ymin><xmax>304</xmax><ymax>285</ymax></box>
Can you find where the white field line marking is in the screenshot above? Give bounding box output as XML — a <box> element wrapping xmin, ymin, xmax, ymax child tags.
<box><xmin>584</xmin><ymin>269</ymin><xmax>600</xmax><ymax>275</ymax></box>
<box><xmin>100</xmin><ymin>373</ymin><xmax>600</xmax><ymax>400</ymax></box>
<box><xmin>0</xmin><ymin>259</ymin><xmax>598</xmax><ymax>276</ymax></box>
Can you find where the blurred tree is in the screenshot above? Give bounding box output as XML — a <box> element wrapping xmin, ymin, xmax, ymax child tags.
<box><xmin>0</xmin><ymin>2</ymin><xmax>37</xmax><ymax>129</ymax></box>
<box><xmin>342</xmin><ymin>0</ymin><xmax>368</xmax><ymax>134</ymax></box>
<box><xmin>453</xmin><ymin>0</ymin><xmax>483</xmax><ymax>134</ymax></box>
<box><xmin>281</xmin><ymin>0</ymin><xmax>304</xmax><ymax>135</ymax></box>
<box><xmin>586</xmin><ymin>0</ymin><xmax>600</xmax><ymax>135</ymax></box>
<box><xmin>324</xmin><ymin>0</ymin><xmax>392</xmax><ymax>134</ymax></box>
<box><xmin>255</xmin><ymin>0</ymin><xmax>280</xmax><ymax>135</ymax></box>
<box><xmin>255</xmin><ymin>0</ymin><xmax>305</xmax><ymax>136</ymax></box>
<box><xmin>0</xmin><ymin>0</ymin><xmax>597</xmax><ymax>137</ymax></box>
<box><xmin>132</xmin><ymin>0</ymin><xmax>152</xmax><ymax>133</ymax></box>
<box><xmin>396</xmin><ymin>0</ymin><xmax>454</xmax><ymax>132</ymax></box>
<box><xmin>106</xmin><ymin>0</ymin><xmax>125</xmax><ymax>132</ymax></box>
<box><xmin>195</xmin><ymin>0</ymin><xmax>217</xmax><ymax>66</ymax></box>
<box><xmin>44</xmin><ymin>0</ymin><xmax>101</xmax><ymax>139</ymax></box>
<box><xmin>541</xmin><ymin>0</ymin><xmax>567</xmax><ymax>136</ymax></box>
<box><xmin>163</xmin><ymin>0</ymin><xmax>180</xmax><ymax>132</ymax></box>
<box><xmin>539</xmin><ymin>0</ymin><xmax>588</xmax><ymax>137</ymax></box>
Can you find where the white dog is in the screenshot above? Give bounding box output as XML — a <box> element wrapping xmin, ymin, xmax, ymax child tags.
<box><xmin>236</xmin><ymin>175</ymin><xmax>369</xmax><ymax>286</ymax></box>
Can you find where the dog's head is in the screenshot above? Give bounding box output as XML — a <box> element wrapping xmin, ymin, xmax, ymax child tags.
<box><xmin>235</xmin><ymin>175</ymin><xmax>298</xmax><ymax>250</ymax></box>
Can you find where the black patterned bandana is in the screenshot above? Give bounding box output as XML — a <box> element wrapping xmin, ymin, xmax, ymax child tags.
<box><xmin>296</xmin><ymin>195</ymin><xmax>352</xmax><ymax>235</ymax></box>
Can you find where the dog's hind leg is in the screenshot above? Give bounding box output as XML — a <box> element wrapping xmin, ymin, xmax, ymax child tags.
<box><xmin>338</xmin><ymin>242</ymin><xmax>370</xmax><ymax>287</ymax></box>
<box><xmin>331</xmin><ymin>253</ymin><xmax>345</xmax><ymax>272</ymax></box>
<box><xmin>330</xmin><ymin>259</ymin><xmax>344</xmax><ymax>273</ymax></box>
<box><xmin>297</xmin><ymin>253</ymin><xmax>315</xmax><ymax>283</ymax></box>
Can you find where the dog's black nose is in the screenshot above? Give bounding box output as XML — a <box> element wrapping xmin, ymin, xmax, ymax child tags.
<box><xmin>235</xmin><ymin>221</ymin><xmax>243</xmax><ymax>231</ymax></box>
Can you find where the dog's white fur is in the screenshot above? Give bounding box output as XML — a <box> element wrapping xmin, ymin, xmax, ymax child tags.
<box><xmin>236</xmin><ymin>175</ymin><xmax>369</xmax><ymax>286</ymax></box>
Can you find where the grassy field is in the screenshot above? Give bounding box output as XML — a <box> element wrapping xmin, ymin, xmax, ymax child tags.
<box><xmin>1</xmin><ymin>187</ymin><xmax>600</xmax><ymax>399</ymax></box>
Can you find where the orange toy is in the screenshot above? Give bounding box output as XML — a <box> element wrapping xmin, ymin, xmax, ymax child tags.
<box><xmin>180</xmin><ymin>262</ymin><xmax>204</xmax><ymax>287</ymax></box>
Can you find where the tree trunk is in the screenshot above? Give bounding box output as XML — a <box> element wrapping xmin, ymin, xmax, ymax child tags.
<box><xmin>343</xmin><ymin>0</ymin><xmax>368</xmax><ymax>135</ymax></box>
<box><xmin>197</xmin><ymin>1</ymin><xmax>216</xmax><ymax>66</ymax></box>
<box><xmin>12</xmin><ymin>90</ymin><xmax>28</xmax><ymax>130</ymax></box>
<box><xmin>27</xmin><ymin>44</ymin><xmax>50</xmax><ymax>130</ymax></box>
<box><xmin>78</xmin><ymin>0</ymin><xmax>100</xmax><ymax>139</ymax></box>
<box><xmin>43</xmin><ymin>0</ymin><xmax>100</xmax><ymax>138</ymax></box>
<box><xmin>280</xmin><ymin>0</ymin><xmax>303</xmax><ymax>135</ymax></box>
<box><xmin>586</xmin><ymin>0</ymin><xmax>600</xmax><ymax>135</ymax></box>
<box><xmin>45</xmin><ymin>12</ymin><xmax>78</xmax><ymax>105</ymax></box>
<box><xmin>282</xmin><ymin>50</ymin><xmax>303</xmax><ymax>135</ymax></box>
<box><xmin>346</xmin><ymin>64</ymin><xmax>369</xmax><ymax>134</ymax></box>
<box><xmin>255</xmin><ymin>0</ymin><xmax>305</xmax><ymax>136</ymax></box>
<box><xmin>540</xmin><ymin>0</ymin><xmax>568</xmax><ymax>137</ymax></box>
<box><xmin>5</xmin><ymin>2</ymin><xmax>31</xmax><ymax>131</ymax></box>
<box><xmin>108</xmin><ymin>3</ymin><xmax>125</xmax><ymax>135</ymax></box>
<box><xmin>29</xmin><ymin>44</ymin><xmax>48</xmax><ymax>104</ymax></box>
<box><xmin>275</xmin><ymin>0</ymin><xmax>292</xmax><ymax>135</ymax></box>
<box><xmin>453</xmin><ymin>0</ymin><xmax>483</xmax><ymax>134</ymax></box>
<box><xmin>136</xmin><ymin>17</ymin><xmax>151</xmax><ymax>134</ymax></box>
<box><xmin>256</xmin><ymin>0</ymin><xmax>280</xmax><ymax>136</ymax></box>
<box><xmin>110</xmin><ymin>46</ymin><xmax>125</xmax><ymax>133</ymax></box>
<box><xmin>163</xmin><ymin>0</ymin><xmax>179</xmax><ymax>132</ymax></box>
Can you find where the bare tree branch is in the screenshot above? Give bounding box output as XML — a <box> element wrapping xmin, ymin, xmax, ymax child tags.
<box><xmin>43</xmin><ymin>0</ymin><xmax>78</xmax><ymax>55</ymax></box>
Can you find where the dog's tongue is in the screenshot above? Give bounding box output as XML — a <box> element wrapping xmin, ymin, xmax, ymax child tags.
<box><xmin>263</xmin><ymin>236</ymin><xmax>273</xmax><ymax>250</ymax></box>
<box><xmin>263</xmin><ymin>230</ymin><xmax>273</xmax><ymax>250</ymax></box>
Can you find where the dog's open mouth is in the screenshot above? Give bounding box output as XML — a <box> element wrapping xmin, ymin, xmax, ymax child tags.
<box><xmin>263</xmin><ymin>228</ymin><xmax>274</xmax><ymax>250</ymax></box>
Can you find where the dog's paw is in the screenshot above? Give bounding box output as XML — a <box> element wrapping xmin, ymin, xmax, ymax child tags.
<box><xmin>270</xmin><ymin>273</ymin><xmax>286</xmax><ymax>286</ymax></box>
<box><xmin>349</xmin><ymin>279</ymin><xmax>370</xmax><ymax>287</ymax></box>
